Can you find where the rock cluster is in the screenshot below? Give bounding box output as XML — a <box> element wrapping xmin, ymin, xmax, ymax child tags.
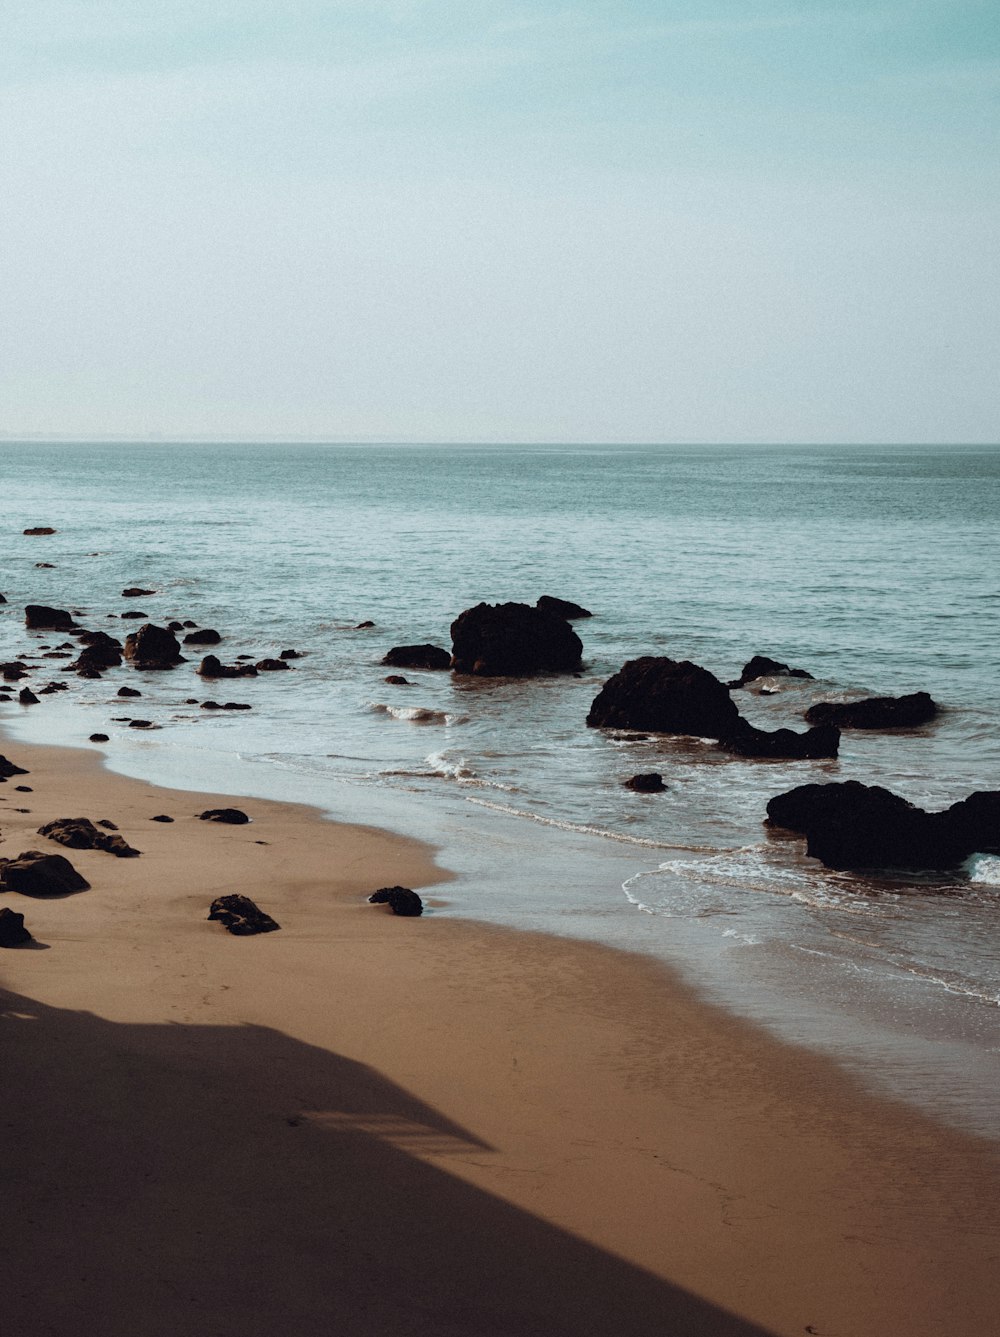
<box><xmin>37</xmin><ymin>817</ymin><xmax>140</xmax><ymax>858</ymax></box>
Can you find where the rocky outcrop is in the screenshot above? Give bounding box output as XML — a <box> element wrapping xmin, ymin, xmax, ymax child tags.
<box><xmin>451</xmin><ymin>602</ymin><xmax>583</xmax><ymax>676</ymax></box>
<box><xmin>765</xmin><ymin>781</ymin><xmax>1000</xmax><ymax>871</ymax></box>
<box><xmin>183</xmin><ymin>628</ymin><xmax>222</xmax><ymax>645</ymax></box>
<box><xmin>197</xmin><ymin>654</ymin><xmax>257</xmax><ymax>679</ymax></box>
<box><xmin>0</xmin><ymin>907</ymin><xmax>33</xmax><ymax>947</ymax></box>
<box><xmin>199</xmin><ymin>808</ymin><xmax>250</xmax><ymax>824</ymax></box>
<box><xmin>804</xmin><ymin>692</ymin><xmax>938</xmax><ymax>729</ymax></box>
<box><xmin>123</xmin><ymin>623</ymin><xmax>183</xmax><ymax>669</ymax></box>
<box><xmin>368</xmin><ymin>885</ymin><xmax>423</xmax><ymax>916</ymax></box>
<box><xmin>535</xmin><ymin>595</ymin><xmax>593</xmax><ymax>619</ymax></box>
<box><xmin>0</xmin><ymin>850</ymin><xmax>90</xmax><ymax>895</ymax></box>
<box><xmin>382</xmin><ymin>644</ymin><xmax>451</xmax><ymax>671</ymax></box>
<box><xmin>37</xmin><ymin>817</ymin><xmax>140</xmax><ymax>858</ymax></box>
<box><xmin>728</xmin><ymin>656</ymin><xmax>813</xmax><ymax>689</ymax></box>
<box><xmin>25</xmin><ymin>605</ymin><xmax>76</xmax><ymax>631</ymax></box>
<box><xmin>587</xmin><ymin>657</ymin><xmax>741</xmax><ymax>737</ymax></box>
<box><xmin>624</xmin><ymin>772</ymin><xmax>667</xmax><ymax>793</ymax></box>
<box><xmin>718</xmin><ymin>722</ymin><xmax>840</xmax><ymax>759</ymax></box>
<box><xmin>208</xmin><ymin>895</ymin><xmax>280</xmax><ymax>935</ymax></box>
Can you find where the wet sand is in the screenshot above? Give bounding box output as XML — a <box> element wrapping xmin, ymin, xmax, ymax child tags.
<box><xmin>1</xmin><ymin>735</ymin><xmax>998</xmax><ymax>1336</ymax></box>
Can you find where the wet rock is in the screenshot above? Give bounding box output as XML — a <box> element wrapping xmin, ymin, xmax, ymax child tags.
<box><xmin>182</xmin><ymin>620</ymin><xmax>197</xmax><ymax>628</ymax></box>
<box><xmin>19</xmin><ymin>689</ymin><xmax>39</xmax><ymax>705</ymax></box>
<box><xmin>150</xmin><ymin>814</ymin><xmax>174</xmax><ymax>822</ymax></box>
<box><xmin>451</xmin><ymin>602</ymin><xmax>583</xmax><ymax>676</ymax></box>
<box><xmin>89</xmin><ymin>733</ymin><xmax>109</xmax><ymax>743</ymax></box>
<box><xmin>199</xmin><ymin>808</ymin><xmax>250</xmax><ymax>824</ymax></box>
<box><xmin>940</xmin><ymin>791</ymin><xmax>1000</xmax><ymax>856</ymax></box>
<box><xmin>183</xmin><ymin>628</ymin><xmax>222</xmax><ymax>645</ymax></box>
<box><xmin>728</xmin><ymin>656</ymin><xmax>814</xmax><ymax>689</ymax></box>
<box><xmin>368</xmin><ymin>885</ymin><xmax>423</xmax><ymax>916</ymax></box>
<box><xmin>38</xmin><ymin>817</ymin><xmax>140</xmax><ymax>858</ymax></box>
<box><xmin>35</xmin><ymin>562</ymin><xmax>55</xmax><ymax>569</ymax></box>
<box><xmin>624</xmin><ymin>773</ymin><xmax>667</xmax><ymax>793</ymax></box>
<box><xmin>122</xmin><ymin>587</ymin><xmax>155</xmax><ymax>597</ymax></box>
<box><xmin>0</xmin><ymin>849</ymin><xmax>90</xmax><ymax>895</ymax></box>
<box><xmin>168</xmin><ymin>621</ymin><xmax>185</xmax><ymax>632</ymax></box>
<box><xmin>384</xmin><ymin>675</ymin><xmax>410</xmax><ymax>685</ymax></box>
<box><xmin>197</xmin><ymin>654</ymin><xmax>257</xmax><ymax>679</ymax></box>
<box><xmin>0</xmin><ymin>593</ymin><xmax>6</xmax><ymax>603</ymax></box>
<box><xmin>23</xmin><ymin>526</ymin><xmax>56</xmax><ymax>535</ymax></box>
<box><xmin>208</xmin><ymin>894</ymin><xmax>280</xmax><ymax>935</ymax></box>
<box><xmin>2</xmin><ymin>663</ymin><xmax>30</xmax><ymax>681</ymax></box>
<box><xmin>718</xmin><ymin>722</ymin><xmax>840</xmax><ymax>760</ymax></box>
<box><xmin>0</xmin><ymin>907</ymin><xmax>33</xmax><ymax>947</ymax></box>
<box><xmin>71</xmin><ymin>644</ymin><xmax>121</xmax><ymax>674</ymax></box>
<box><xmin>96</xmin><ymin>820</ymin><xmax>118</xmax><ymax>830</ymax></box>
<box><xmin>382</xmin><ymin>644</ymin><xmax>451</xmax><ymax>671</ymax></box>
<box><xmin>222</xmin><ymin>702</ymin><xmax>252</xmax><ymax>710</ymax></box>
<box><xmin>123</xmin><ymin>623</ymin><xmax>183</xmax><ymax>670</ymax></box>
<box><xmin>127</xmin><ymin>719</ymin><xmax>157</xmax><ymax>729</ymax></box>
<box><xmin>355</xmin><ymin>620</ymin><xmax>375</xmax><ymax>629</ymax></box>
<box><xmin>121</xmin><ymin>610</ymin><xmax>148</xmax><ymax>619</ymax></box>
<box><xmin>587</xmin><ymin>657</ymin><xmax>740</xmax><ymax>738</ymax></box>
<box><xmin>765</xmin><ymin>781</ymin><xmax>970</xmax><ymax>871</ymax></box>
<box><xmin>255</xmin><ymin>658</ymin><xmax>289</xmax><ymax>671</ymax></box>
<box><xmin>536</xmin><ymin>595</ymin><xmax>593</xmax><ymax>619</ymax></box>
<box><xmin>200</xmin><ymin>700</ymin><xmax>223</xmax><ymax>710</ymax></box>
<box><xmin>117</xmin><ymin>686</ymin><xmax>142</xmax><ymax>697</ymax></box>
<box><xmin>25</xmin><ymin>605</ymin><xmax>77</xmax><ymax>631</ymax></box>
<box><xmin>38</xmin><ymin>682</ymin><xmax>68</xmax><ymax>695</ymax></box>
<box><xmin>0</xmin><ymin>756</ymin><xmax>29</xmax><ymax>779</ymax></box>
<box><xmin>804</xmin><ymin>692</ymin><xmax>938</xmax><ymax>729</ymax></box>
<box><xmin>15</xmin><ymin>785</ymin><xmax>32</xmax><ymax>792</ymax></box>
<box><xmin>279</xmin><ymin>649</ymin><xmax>301</xmax><ymax>659</ymax></box>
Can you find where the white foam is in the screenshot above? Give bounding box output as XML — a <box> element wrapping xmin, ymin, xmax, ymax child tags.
<box><xmin>967</xmin><ymin>853</ymin><xmax>1000</xmax><ymax>887</ymax></box>
<box><xmin>368</xmin><ymin>702</ymin><xmax>459</xmax><ymax>725</ymax></box>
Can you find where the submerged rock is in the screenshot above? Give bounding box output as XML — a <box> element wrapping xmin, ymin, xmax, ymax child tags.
<box><xmin>208</xmin><ymin>894</ymin><xmax>280</xmax><ymax>935</ymax></box>
<box><xmin>122</xmin><ymin>587</ymin><xmax>155</xmax><ymax>597</ymax></box>
<box><xmin>382</xmin><ymin>644</ymin><xmax>451</xmax><ymax>671</ymax></box>
<box><xmin>728</xmin><ymin>655</ymin><xmax>814</xmax><ymax>689</ymax></box>
<box><xmin>183</xmin><ymin>628</ymin><xmax>222</xmax><ymax>645</ymax></box>
<box><xmin>451</xmin><ymin>602</ymin><xmax>583</xmax><ymax>676</ymax></box>
<box><xmin>367</xmin><ymin>885</ymin><xmax>423</xmax><ymax>916</ymax></box>
<box><xmin>804</xmin><ymin>692</ymin><xmax>938</xmax><ymax>729</ymax></box>
<box><xmin>624</xmin><ymin>772</ymin><xmax>667</xmax><ymax>793</ymax></box>
<box><xmin>718</xmin><ymin>722</ymin><xmax>840</xmax><ymax>760</ymax></box>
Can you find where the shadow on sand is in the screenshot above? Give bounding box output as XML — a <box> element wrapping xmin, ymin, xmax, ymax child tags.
<box><xmin>2</xmin><ymin>987</ymin><xmax>775</xmax><ymax>1337</ymax></box>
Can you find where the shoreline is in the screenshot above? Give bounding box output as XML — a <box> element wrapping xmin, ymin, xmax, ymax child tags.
<box><xmin>2</xmin><ymin>730</ymin><xmax>999</xmax><ymax>1336</ymax></box>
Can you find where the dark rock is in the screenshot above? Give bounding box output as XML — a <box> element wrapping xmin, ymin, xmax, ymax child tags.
<box><xmin>168</xmin><ymin>621</ymin><xmax>185</xmax><ymax>631</ymax></box>
<box><xmin>804</xmin><ymin>692</ymin><xmax>938</xmax><ymax>729</ymax></box>
<box><xmin>150</xmin><ymin>814</ymin><xmax>174</xmax><ymax>822</ymax></box>
<box><xmin>279</xmin><ymin>649</ymin><xmax>301</xmax><ymax>659</ymax></box>
<box><xmin>587</xmin><ymin>657</ymin><xmax>740</xmax><ymax>738</ymax></box>
<box><xmin>182</xmin><ymin>620</ymin><xmax>197</xmax><ymax>629</ymax></box>
<box><xmin>208</xmin><ymin>894</ymin><xmax>280</xmax><ymax>935</ymax></box>
<box><xmin>23</xmin><ymin>526</ymin><xmax>56</xmax><ymax>535</ymax></box>
<box><xmin>19</xmin><ymin>689</ymin><xmax>39</xmax><ymax>705</ymax></box>
<box><xmin>123</xmin><ymin>623</ymin><xmax>183</xmax><ymax>670</ymax></box>
<box><xmin>197</xmin><ymin>654</ymin><xmax>257</xmax><ymax>679</ymax></box>
<box><xmin>71</xmin><ymin>645</ymin><xmax>121</xmax><ymax>674</ymax></box>
<box><xmin>236</xmin><ymin>655</ymin><xmax>254</xmax><ymax>661</ymax></box>
<box><xmin>0</xmin><ymin>907</ymin><xmax>33</xmax><ymax>947</ymax></box>
<box><xmin>451</xmin><ymin>602</ymin><xmax>583</xmax><ymax>676</ymax></box>
<box><xmin>222</xmin><ymin>702</ymin><xmax>252</xmax><ymax>710</ymax></box>
<box><xmin>35</xmin><ymin>562</ymin><xmax>55</xmax><ymax>569</ymax></box>
<box><xmin>765</xmin><ymin>781</ymin><xmax>968</xmax><ymax>871</ymax></box>
<box><xmin>717</xmin><ymin>722</ymin><xmax>840</xmax><ymax>760</ymax></box>
<box><xmin>941</xmin><ymin>791</ymin><xmax>1000</xmax><ymax>855</ymax></box>
<box><xmin>355</xmin><ymin>620</ymin><xmax>375</xmax><ymax>629</ymax></box>
<box><xmin>89</xmin><ymin>733</ymin><xmax>109</xmax><ymax>743</ymax></box>
<box><xmin>255</xmin><ymin>658</ymin><xmax>289</xmax><ymax>671</ymax></box>
<box><xmin>2</xmin><ymin>663</ymin><xmax>29</xmax><ymax>680</ymax></box>
<box><xmin>624</xmin><ymin>773</ymin><xmax>667</xmax><ymax>793</ymax></box>
<box><xmin>77</xmin><ymin>669</ymin><xmax>103</xmax><ymax>679</ymax></box>
<box><xmin>183</xmin><ymin>628</ymin><xmax>222</xmax><ymax>645</ymax></box>
<box><xmin>200</xmin><ymin>701</ymin><xmax>222</xmax><ymax>710</ymax></box>
<box><xmin>127</xmin><ymin>719</ymin><xmax>157</xmax><ymax>729</ymax></box>
<box><xmin>25</xmin><ymin>605</ymin><xmax>76</xmax><ymax>630</ymax></box>
<box><xmin>0</xmin><ymin>593</ymin><xmax>6</xmax><ymax>603</ymax></box>
<box><xmin>382</xmin><ymin>644</ymin><xmax>451</xmax><ymax>671</ymax></box>
<box><xmin>96</xmin><ymin>820</ymin><xmax>118</xmax><ymax>830</ymax></box>
<box><xmin>122</xmin><ymin>587</ymin><xmax>155</xmax><ymax>597</ymax></box>
<box><xmin>199</xmin><ymin>808</ymin><xmax>250</xmax><ymax>824</ymax></box>
<box><xmin>38</xmin><ymin>683</ymin><xmax>67</xmax><ymax>695</ymax></box>
<box><xmin>536</xmin><ymin>595</ymin><xmax>593</xmax><ymax>619</ymax></box>
<box><xmin>728</xmin><ymin>656</ymin><xmax>814</xmax><ymax>689</ymax></box>
<box><xmin>367</xmin><ymin>885</ymin><xmax>423</xmax><ymax>916</ymax></box>
<box><xmin>0</xmin><ymin>757</ymin><xmax>29</xmax><ymax>778</ymax></box>
<box><xmin>117</xmin><ymin>686</ymin><xmax>142</xmax><ymax>697</ymax></box>
<box><xmin>184</xmin><ymin>698</ymin><xmax>199</xmax><ymax>704</ymax></box>
<box><xmin>120</xmin><ymin>610</ymin><xmax>148</xmax><ymax>619</ymax></box>
<box><xmin>38</xmin><ymin>817</ymin><xmax>140</xmax><ymax>858</ymax></box>
<box><xmin>384</xmin><ymin>675</ymin><xmax>410</xmax><ymax>685</ymax></box>
<box><xmin>0</xmin><ymin>849</ymin><xmax>90</xmax><ymax>895</ymax></box>
<box><xmin>15</xmin><ymin>785</ymin><xmax>32</xmax><ymax>792</ymax></box>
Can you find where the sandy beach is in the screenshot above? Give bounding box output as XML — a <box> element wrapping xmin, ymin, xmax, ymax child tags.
<box><xmin>2</xmin><ymin>733</ymin><xmax>998</xmax><ymax>1337</ymax></box>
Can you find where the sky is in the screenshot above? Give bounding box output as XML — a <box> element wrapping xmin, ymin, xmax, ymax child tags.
<box><xmin>1</xmin><ymin>1</ymin><xmax>997</xmax><ymax>443</ymax></box>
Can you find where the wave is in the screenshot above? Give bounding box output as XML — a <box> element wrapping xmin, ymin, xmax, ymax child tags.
<box><xmin>379</xmin><ymin>750</ymin><xmax>519</xmax><ymax>793</ymax></box>
<box><xmin>368</xmin><ymin>702</ymin><xmax>464</xmax><ymax>725</ymax></box>
<box><xmin>462</xmin><ymin>796</ymin><xmax>720</xmax><ymax>850</ymax></box>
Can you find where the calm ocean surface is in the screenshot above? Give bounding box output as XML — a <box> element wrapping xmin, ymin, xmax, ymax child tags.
<box><xmin>2</xmin><ymin>442</ymin><xmax>998</xmax><ymax>1134</ymax></box>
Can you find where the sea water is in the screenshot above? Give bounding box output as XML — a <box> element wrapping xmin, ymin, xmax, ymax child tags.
<box><xmin>1</xmin><ymin>442</ymin><xmax>998</xmax><ymax>1134</ymax></box>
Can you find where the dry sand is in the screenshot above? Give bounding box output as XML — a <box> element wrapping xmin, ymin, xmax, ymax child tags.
<box><xmin>2</xmin><ymin>735</ymin><xmax>998</xmax><ymax>1337</ymax></box>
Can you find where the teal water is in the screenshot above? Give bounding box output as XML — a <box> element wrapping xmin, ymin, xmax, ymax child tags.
<box><xmin>1</xmin><ymin>442</ymin><xmax>998</xmax><ymax>1134</ymax></box>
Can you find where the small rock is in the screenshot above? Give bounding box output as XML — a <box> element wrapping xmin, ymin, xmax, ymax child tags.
<box><xmin>23</xmin><ymin>526</ymin><xmax>56</xmax><ymax>535</ymax></box>
<box><xmin>382</xmin><ymin>644</ymin><xmax>451</xmax><ymax>671</ymax></box>
<box><xmin>255</xmin><ymin>658</ymin><xmax>289</xmax><ymax>671</ymax></box>
<box><xmin>150</xmin><ymin>814</ymin><xmax>174</xmax><ymax>823</ymax></box>
<box><xmin>183</xmin><ymin>628</ymin><xmax>222</xmax><ymax>645</ymax></box>
<box><xmin>89</xmin><ymin>733</ymin><xmax>110</xmax><ymax>743</ymax></box>
<box><xmin>15</xmin><ymin>785</ymin><xmax>32</xmax><ymax>793</ymax></box>
<box><xmin>0</xmin><ymin>907</ymin><xmax>33</xmax><ymax>947</ymax></box>
<box><xmin>536</xmin><ymin>595</ymin><xmax>593</xmax><ymax>619</ymax></box>
<box><xmin>279</xmin><ymin>649</ymin><xmax>302</xmax><ymax>659</ymax></box>
<box><xmin>355</xmin><ymin>620</ymin><xmax>375</xmax><ymax>629</ymax></box>
<box><xmin>19</xmin><ymin>689</ymin><xmax>39</xmax><ymax>705</ymax></box>
<box><xmin>367</xmin><ymin>885</ymin><xmax>423</xmax><ymax>916</ymax></box>
<box><xmin>120</xmin><ymin>610</ymin><xmax>148</xmax><ymax>619</ymax></box>
<box><xmin>0</xmin><ymin>757</ymin><xmax>29</xmax><ymax>779</ymax></box>
<box><xmin>624</xmin><ymin>773</ymin><xmax>667</xmax><ymax>793</ymax></box>
<box><xmin>128</xmin><ymin>720</ymin><xmax>157</xmax><ymax>729</ymax></box>
<box><xmin>384</xmin><ymin>675</ymin><xmax>410</xmax><ymax>685</ymax></box>
<box><xmin>208</xmin><ymin>894</ymin><xmax>280</xmax><ymax>935</ymax></box>
<box><xmin>199</xmin><ymin>808</ymin><xmax>250</xmax><ymax>824</ymax></box>
<box><xmin>38</xmin><ymin>817</ymin><xmax>140</xmax><ymax>858</ymax></box>
<box><xmin>122</xmin><ymin>587</ymin><xmax>155</xmax><ymax>597</ymax></box>
<box><xmin>25</xmin><ymin>605</ymin><xmax>77</xmax><ymax>631</ymax></box>
<box><xmin>117</xmin><ymin>686</ymin><xmax>142</xmax><ymax>697</ymax></box>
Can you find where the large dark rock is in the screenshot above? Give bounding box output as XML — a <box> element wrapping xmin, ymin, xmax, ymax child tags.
<box><xmin>765</xmin><ymin>781</ymin><xmax>968</xmax><ymax>871</ymax></box>
<box><xmin>25</xmin><ymin>605</ymin><xmax>77</xmax><ymax>631</ymax></box>
<box><xmin>804</xmin><ymin>692</ymin><xmax>938</xmax><ymax>729</ymax></box>
<box><xmin>0</xmin><ymin>907</ymin><xmax>33</xmax><ymax>947</ymax></box>
<box><xmin>368</xmin><ymin>885</ymin><xmax>423</xmax><ymax>916</ymax></box>
<box><xmin>718</xmin><ymin>722</ymin><xmax>840</xmax><ymax>759</ymax></box>
<box><xmin>208</xmin><ymin>894</ymin><xmax>280</xmax><ymax>935</ymax></box>
<box><xmin>587</xmin><ymin>657</ymin><xmax>741</xmax><ymax>738</ymax></box>
<box><xmin>941</xmin><ymin>791</ymin><xmax>1000</xmax><ymax>855</ymax></box>
<box><xmin>37</xmin><ymin>817</ymin><xmax>140</xmax><ymax>858</ymax></box>
<box><xmin>536</xmin><ymin>595</ymin><xmax>593</xmax><ymax>620</ymax></box>
<box><xmin>0</xmin><ymin>755</ymin><xmax>29</xmax><ymax>779</ymax></box>
<box><xmin>183</xmin><ymin>628</ymin><xmax>222</xmax><ymax>645</ymax></box>
<box><xmin>0</xmin><ymin>850</ymin><xmax>90</xmax><ymax>895</ymax></box>
<box><xmin>728</xmin><ymin>655</ymin><xmax>814</xmax><ymax>689</ymax></box>
<box><xmin>451</xmin><ymin>602</ymin><xmax>583</xmax><ymax>676</ymax></box>
<box><xmin>73</xmin><ymin>631</ymin><xmax>123</xmax><ymax>669</ymax></box>
<box><xmin>199</xmin><ymin>808</ymin><xmax>251</xmax><ymax>824</ymax></box>
<box><xmin>123</xmin><ymin>623</ymin><xmax>183</xmax><ymax>670</ymax></box>
<box><xmin>197</xmin><ymin>654</ymin><xmax>257</xmax><ymax>679</ymax></box>
<box><xmin>382</xmin><ymin>644</ymin><xmax>451</xmax><ymax>671</ymax></box>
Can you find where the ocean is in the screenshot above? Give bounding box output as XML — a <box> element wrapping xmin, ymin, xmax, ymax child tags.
<box><xmin>2</xmin><ymin>441</ymin><xmax>998</xmax><ymax>1135</ymax></box>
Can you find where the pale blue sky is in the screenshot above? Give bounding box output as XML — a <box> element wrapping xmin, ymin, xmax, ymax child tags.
<box><xmin>2</xmin><ymin>2</ymin><xmax>997</xmax><ymax>442</ymax></box>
